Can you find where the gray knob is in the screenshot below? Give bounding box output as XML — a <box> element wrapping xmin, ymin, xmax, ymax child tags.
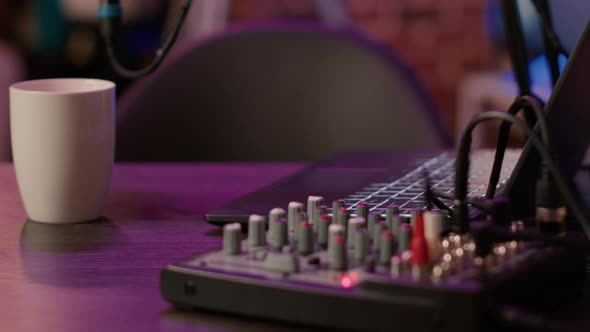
<box><xmin>390</xmin><ymin>255</ymin><xmax>402</xmax><ymax>277</ymax></box>
<box><xmin>372</xmin><ymin>221</ymin><xmax>387</xmax><ymax>250</ymax></box>
<box><xmin>386</xmin><ymin>204</ymin><xmax>400</xmax><ymax>217</ymax></box>
<box><xmin>389</xmin><ymin>214</ymin><xmax>404</xmax><ymax>236</ymax></box>
<box><xmin>331</xmin><ymin>199</ymin><xmax>345</xmax><ymax>224</ymax></box>
<box><xmin>379</xmin><ymin>231</ymin><xmax>394</xmax><ymax>265</ymax></box>
<box><xmin>298</xmin><ymin>221</ymin><xmax>313</xmax><ymax>255</ymax></box>
<box><xmin>354</xmin><ymin>228</ymin><xmax>369</xmax><ymax>263</ymax></box>
<box><xmin>398</xmin><ymin>223</ymin><xmax>412</xmax><ymax>252</ymax></box>
<box><xmin>424</xmin><ymin>210</ymin><xmax>444</xmax><ymax>260</ymax></box>
<box><xmin>269</xmin><ymin>207</ymin><xmax>286</xmax><ymax>241</ymax></box>
<box><xmin>273</xmin><ymin>218</ymin><xmax>288</xmax><ymax>250</ymax></box>
<box><xmin>313</xmin><ymin>205</ymin><xmax>328</xmax><ymax>232</ymax></box>
<box><xmin>248</xmin><ymin>214</ymin><xmax>266</xmax><ymax>247</ymax></box>
<box><xmin>390</xmin><ymin>256</ymin><xmax>404</xmax><ymax>278</ymax></box>
<box><xmin>317</xmin><ymin>214</ymin><xmax>331</xmax><ymax>247</ymax></box>
<box><xmin>329</xmin><ymin>235</ymin><xmax>347</xmax><ymax>271</ymax></box>
<box><xmin>336</xmin><ymin>207</ymin><xmax>349</xmax><ymax>227</ymax></box>
<box><xmin>296</xmin><ymin>211</ymin><xmax>307</xmax><ymax>237</ymax></box>
<box><xmin>328</xmin><ymin>223</ymin><xmax>345</xmax><ymax>261</ymax></box>
<box><xmin>367</xmin><ymin>211</ymin><xmax>381</xmax><ymax>234</ymax></box>
<box><xmin>287</xmin><ymin>202</ymin><xmax>303</xmax><ymax>233</ymax></box>
<box><xmin>223</xmin><ymin>223</ymin><xmax>242</xmax><ymax>256</ymax></box>
<box><xmin>307</xmin><ymin>196</ymin><xmax>324</xmax><ymax>227</ymax></box>
<box><xmin>347</xmin><ymin>217</ymin><xmax>365</xmax><ymax>248</ymax></box>
<box><xmin>355</xmin><ymin>202</ymin><xmax>369</xmax><ymax>221</ymax></box>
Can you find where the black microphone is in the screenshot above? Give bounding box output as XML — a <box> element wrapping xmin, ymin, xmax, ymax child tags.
<box><xmin>98</xmin><ymin>0</ymin><xmax>192</xmax><ymax>79</ymax></box>
<box><xmin>98</xmin><ymin>1</ymin><xmax>122</xmax><ymax>24</ymax></box>
<box><xmin>98</xmin><ymin>0</ymin><xmax>122</xmax><ymax>40</ymax></box>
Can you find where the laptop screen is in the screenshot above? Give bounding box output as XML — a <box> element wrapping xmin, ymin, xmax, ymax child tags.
<box><xmin>548</xmin><ymin>0</ymin><xmax>590</xmax><ymax>54</ymax></box>
<box><xmin>504</xmin><ymin>20</ymin><xmax>590</xmax><ymax>218</ymax></box>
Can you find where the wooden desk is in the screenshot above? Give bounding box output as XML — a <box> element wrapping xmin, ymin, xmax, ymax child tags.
<box><xmin>0</xmin><ymin>163</ymin><xmax>589</xmax><ymax>331</ymax></box>
<box><xmin>0</xmin><ymin>163</ymin><xmax>316</xmax><ymax>331</ymax></box>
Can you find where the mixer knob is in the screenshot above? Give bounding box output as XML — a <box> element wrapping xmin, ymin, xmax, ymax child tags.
<box><xmin>328</xmin><ymin>223</ymin><xmax>345</xmax><ymax>240</ymax></box>
<box><xmin>329</xmin><ymin>236</ymin><xmax>347</xmax><ymax>271</ymax></box>
<box><xmin>347</xmin><ymin>217</ymin><xmax>365</xmax><ymax>248</ymax></box>
<box><xmin>307</xmin><ymin>196</ymin><xmax>325</xmax><ymax>228</ymax></box>
<box><xmin>372</xmin><ymin>221</ymin><xmax>387</xmax><ymax>250</ymax></box>
<box><xmin>354</xmin><ymin>228</ymin><xmax>369</xmax><ymax>263</ymax></box>
<box><xmin>410</xmin><ymin>209</ymin><xmax>422</xmax><ymax>226</ymax></box>
<box><xmin>398</xmin><ymin>223</ymin><xmax>412</xmax><ymax>253</ymax></box>
<box><xmin>336</xmin><ymin>207</ymin><xmax>350</xmax><ymax>227</ymax></box>
<box><xmin>332</xmin><ymin>199</ymin><xmax>345</xmax><ymax>224</ymax></box>
<box><xmin>389</xmin><ymin>214</ymin><xmax>404</xmax><ymax>236</ymax></box>
<box><xmin>273</xmin><ymin>218</ymin><xmax>289</xmax><ymax>250</ymax></box>
<box><xmin>386</xmin><ymin>203</ymin><xmax>400</xmax><ymax>217</ymax></box>
<box><xmin>379</xmin><ymin>230</ymin><xmax>394</xmax><ymax>265</ymax></box>
<box><xmin>317</xmin><ymin>214</ymin><xmax>331</xmax><ymax>247</ymax></box>
<box><xmin>410</xmin><ymin>212</ymin><xmax>430</xmax><ymax>280</ymax></box>
<box><xmin>313</xmin><ymin>205</ymin><xmax>328</xmax><ymax>232</ymax></box>
<box><xmin>270</xmin><ymin>207</ymin><xmax>286</xmax><ymax>240</ymax></box>
<box><xmin>298</xmin><ymin>221</ymin><xmax>313</xmax><ymax>256</ymax></box>
<box><xmin>355</xmin><ymin>202</ymin><xmax>369</xmax><ymax>221</ymax></box>
<box><xmin>248</xmin><ymin>214</ymin><xmax>266</xmax><ymax>247</ymax></box>
<box><xmin>223</xmin><ymin>223</ymin><xmax>242</xmax><ymax>256</ymax></box>
<box><xmin>287</xmin><ymin>202</ymin><xmax>303</xmax><ymax>233</ymax></box>
<box><xmin>367</xmin><ymin>211</ymin><xmax>382</xmax><ymax>234</ymax></box>
<box><xmin>328</xmin><ymin>223</ymin><xmax>345</xmax><ymax>263</ymax></box>
<box><xmin>296</xmin><ymin>211</ymin><xmax>307</xmax><ymax>236</ymax></box>
<box><xmin>424</xmin><ymin>210</ymin><xmax>444</xmax><ymax>260</ymax></box>
<box><xmin>390</xmin><ymin>255</ymin><xmax>403</xmax><ymax>277</ymax></box>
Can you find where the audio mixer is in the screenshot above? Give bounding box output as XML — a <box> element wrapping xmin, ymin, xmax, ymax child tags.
<box><xmin>161</xmin><ymin>196</ymin><xmax>586</xmax><ymax>332</ymax></box>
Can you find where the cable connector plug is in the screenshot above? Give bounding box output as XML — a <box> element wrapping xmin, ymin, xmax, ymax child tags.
<box><xmin>536</xmin><ymin>166</ymin><xmax>567</xmax><ymax>235</ymax></box>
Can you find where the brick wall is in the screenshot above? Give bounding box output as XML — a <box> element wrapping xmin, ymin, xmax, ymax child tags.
<box><xmin>231</xmin><ymin>0</ymin><xmax>498</xmax><ymax>134</ymax></box>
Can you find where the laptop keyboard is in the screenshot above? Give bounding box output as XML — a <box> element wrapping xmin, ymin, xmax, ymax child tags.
<box><xmin>340</xmin><ymin>149</ymin><xmax>521</xmax><ymax>216</ymax></box>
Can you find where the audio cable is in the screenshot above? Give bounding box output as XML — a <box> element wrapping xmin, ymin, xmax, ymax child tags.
<box><xmin>454</xmin><ymin>110</ymin><xmax>590</xmax><ymax>240</ymax></box>
<box><xmin>485</xmin><ymin>95</ymin><xmax>549</xmax><ymax>199</ymax></box>
<box><xmin>530</xmin><ymin>0</ymin><xmax>564</xmax><ymax>86</ymax></box>
<box><xmin>484</xmin><ymin>95</ymin><xmax>568</xmax><ymax>235</ymax></box>
<box><xmin>98</xmin><ymin>0</ymin><xmax>193</xmax><ymax>79</ymax></box>
<box><xmin>531</xmin><ymin>0</ymin><xmax>570</xmax><ymax>57</ymax></box>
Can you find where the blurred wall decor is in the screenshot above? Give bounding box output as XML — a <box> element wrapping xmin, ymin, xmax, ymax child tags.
<box><xmin>0</xmin><ymin>0</ymin><xmax>554</xmax><ymax>160</ymax></box>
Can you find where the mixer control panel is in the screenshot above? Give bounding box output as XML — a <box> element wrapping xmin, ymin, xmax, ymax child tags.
<box><xmin>161</xmin><ymin>196</ymin><xmax>586</xmax><ymax>332</ymax></box>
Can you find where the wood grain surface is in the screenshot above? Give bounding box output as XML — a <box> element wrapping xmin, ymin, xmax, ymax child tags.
<box><xmin>0</xmin><ymin>162</ymin><xmax>321</xmax><ymax>332</ymax></box>
<box><xmin>0</xmin><ymin>162</ymin><xmax>589</xmax><ymax>331</ymax></box>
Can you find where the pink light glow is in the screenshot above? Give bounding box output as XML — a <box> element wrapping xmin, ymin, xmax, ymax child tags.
<box><xmin>341</xmin><ymin>275</ymin><xmax>352</xmax><ymax>288</ymax></box>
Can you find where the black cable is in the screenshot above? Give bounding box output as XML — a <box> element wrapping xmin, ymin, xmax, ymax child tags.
<box><xmin>454</xmin><ymin>110</ymin><xmax>590</xmax><ymax>239</ymax></box>
<box><xmin>531</xmin><ymin>0</ymin><xmax>570</xmax><ymax>57</ymax></box>
<box><xmin>433</xmin><ymin>190</ymin><xmax>453</xmax><ymax>201</ymax></box>
<box><xmin>531</xmin><ymin>0</ymin><xmax>565</xmax><ymax>87</ymax></box>
<box><xmin>434</xmin><ymin>190</ymin><xmax>501</xmax><ymax>217</ymax></box>
<box><xmin>99</xmin><ymin>0</ymin><xmax>192</xmax><ymax>79</ymax></box>
<box><xmin>500</xmin><ymin>0</ymin><xmax>533</xmax><ymax>97</ymax></box>
<box><xmin>534</xmin><ymin>0</ymin><xmax>562</xmax><ymax>86</ymax></box>
<box><xmin>485</xmin><ymin>95</ymin><xmax>549</xmax><ymax>199</ymax></box>
<box><xmin>470</xmin><ymin>221</ymin><xmax>590</xmax><ymax>252</ymax></box>
<box><xmin>430</xmin><ymin>194</ymin><xmax>452</xmax><ymax>213</ymax></box>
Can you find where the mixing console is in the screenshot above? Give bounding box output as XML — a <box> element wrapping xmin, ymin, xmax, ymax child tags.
<box><xmin>161</xmin><ymin>196</ymin><xmax>586</xmax><ymax>331</ymax></box>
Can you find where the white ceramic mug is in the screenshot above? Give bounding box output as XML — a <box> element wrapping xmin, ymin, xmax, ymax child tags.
<box><xmin>10</xmin><ymin>78</ymin><xmax>115</xmax><ymax>224</ymax></box>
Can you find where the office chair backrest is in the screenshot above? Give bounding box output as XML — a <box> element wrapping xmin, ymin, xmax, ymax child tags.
<box><xmin>116</xmin><ymin>23</ymin><xmax>451</xmax><ymax>161</ymax></box>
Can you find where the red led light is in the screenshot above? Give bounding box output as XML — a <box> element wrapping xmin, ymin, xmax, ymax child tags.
<box><xmin>341</xmin><ymin>275</ymin><xmax>353</xmax><ymax>288</ymax></box>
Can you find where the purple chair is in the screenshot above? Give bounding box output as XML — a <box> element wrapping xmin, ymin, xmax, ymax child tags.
<box><xmin>116</xmin><ymin>22</ymin><xmax>451</xmax><ymax>161</ymax></box>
